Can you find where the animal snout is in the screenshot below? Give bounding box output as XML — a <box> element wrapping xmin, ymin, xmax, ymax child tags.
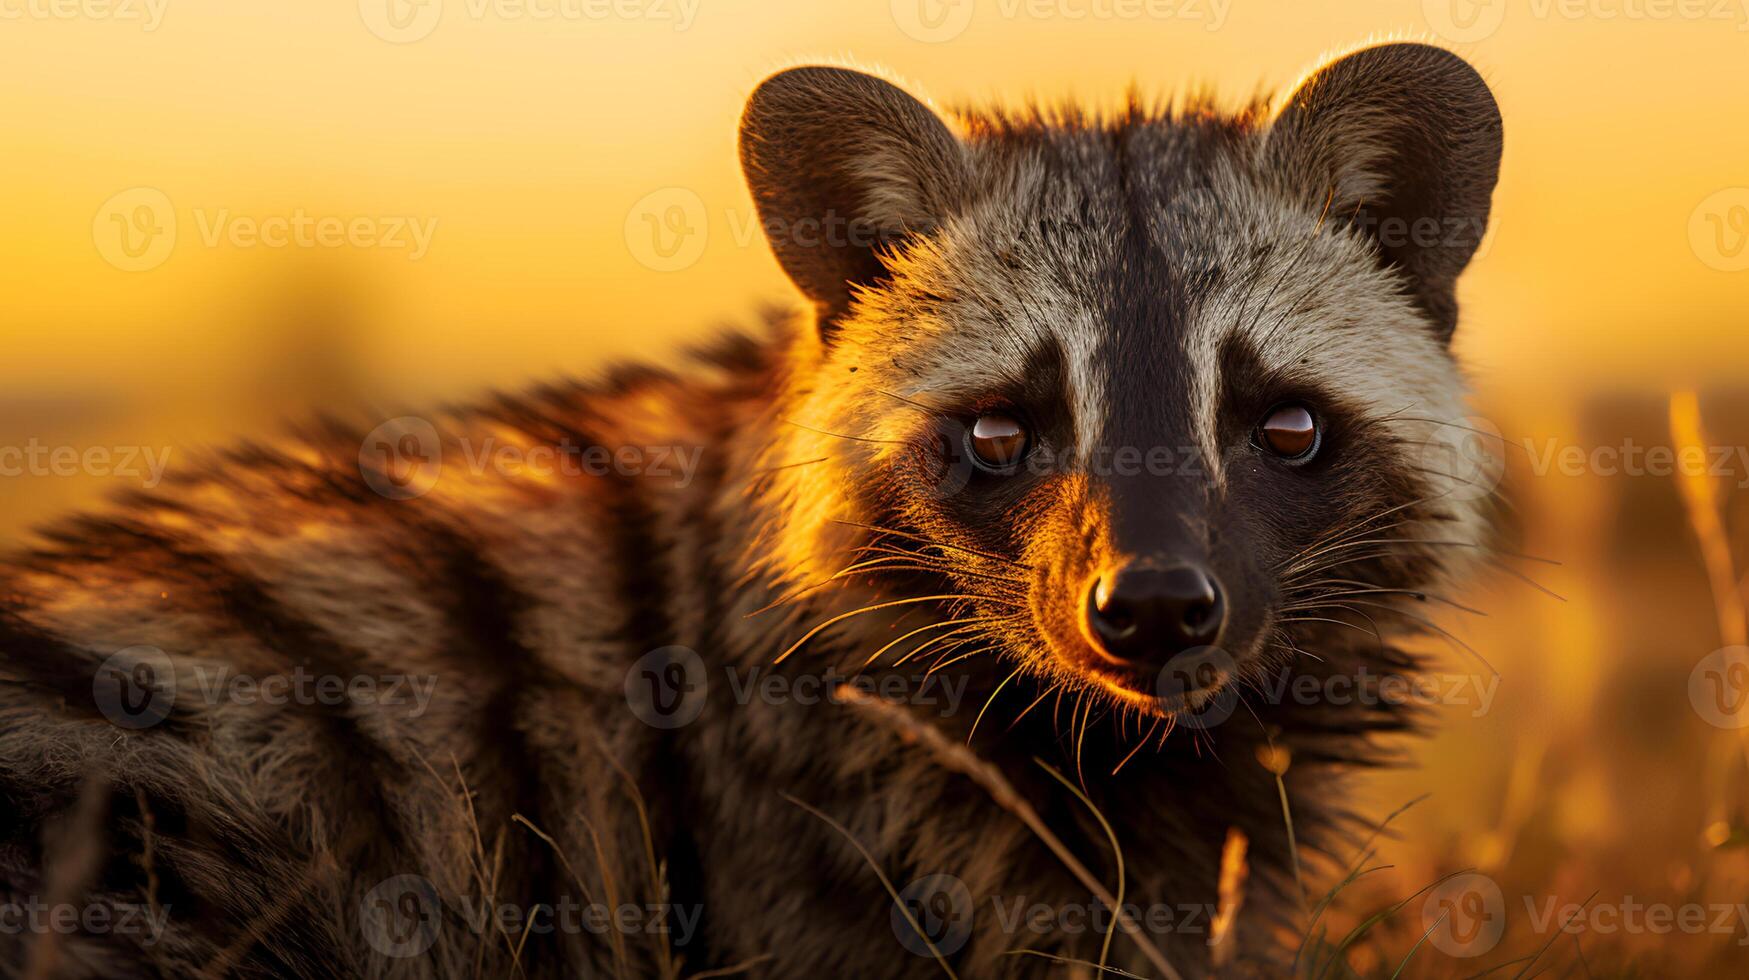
<box><xmin>1085</xmin><ymin>562</ymin><xmax>1225</xmax><ymax>666</ymax></box>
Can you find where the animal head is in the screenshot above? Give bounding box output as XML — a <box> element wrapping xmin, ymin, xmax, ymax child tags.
<box><xmin>742</xmin><ymin>43</ymin><xmax>1502</xmax><ymax>716</ymax></box>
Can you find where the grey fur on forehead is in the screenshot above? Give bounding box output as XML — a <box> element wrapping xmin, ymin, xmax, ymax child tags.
<box><xmin>742</xmin><ymin>44</ymin><xmax>1498</xmax><ymax>573</ymax></box>
<box><xmin>808</xmin><ymin>44</ymin><xmax>1498</xmax><ymax>572</ymax></box>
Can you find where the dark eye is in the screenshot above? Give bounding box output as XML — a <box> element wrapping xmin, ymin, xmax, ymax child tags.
<box><xmin>968</xmin><ymin>412</ymin><xmax>1029</xmax><ymax>470</ymax></box>
<box><xmin>1258</xmin><ymin>404</ymin><xmax>1319</xmax><ymax>460</ymax></box>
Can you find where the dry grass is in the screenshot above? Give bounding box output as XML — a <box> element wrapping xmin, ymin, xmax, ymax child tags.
<box><xmin>831</xmin><ymin>684</ymin><xmax>1184</xmax><ymax>980</ymax></box>
<box><xmin>23</xmin><ymin>394</ymin><xmax>1749</xmax><ymax>976</ymax></box>
<box><xmin>1285</xmin><ymin>390</ymin><xmax>1749</xmax><ymax>978</ymax></box>
<box><xmin>807</xmin><ymin>390</ymin><xmax>1749</xmax><ymax>977</ymax></box>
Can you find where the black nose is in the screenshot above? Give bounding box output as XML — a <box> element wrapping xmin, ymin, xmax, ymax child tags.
<box><xmin>1085</xmin><ymin>563</ymin><xmax>1225</xmax><ymax>665</ymax></box>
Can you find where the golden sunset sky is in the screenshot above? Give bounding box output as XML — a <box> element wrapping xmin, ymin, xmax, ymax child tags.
<box><xmin>2</xmin><ymin>0</ymin><xmax>1747</xmax><ymax>536</ymax></box>
<box><xmin>6</xmin><ymin>6</ymin><xmax>1749</xmax><ymax>957</ymax></box>
<box><xmin>4</xmin><ymin>0</ymin><xmax>1745</xmax><ymax>408</ymax></box>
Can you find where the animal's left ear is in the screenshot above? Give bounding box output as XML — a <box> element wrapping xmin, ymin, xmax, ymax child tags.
<box><xmin>1266</xmin><ymin>43</ymin><xmax>1502</xmax><ymax>342</ymax></box>
<box><xmin>740</xmin><ymin>66</ymin><xmax>971</xmax><ymax>337</ymax></box>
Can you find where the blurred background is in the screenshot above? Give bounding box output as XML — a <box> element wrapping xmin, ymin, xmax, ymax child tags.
<box><xmin>4</xmin><ymin>0</ymin><xmax>1748</xmax><ymax>973</ymax></box>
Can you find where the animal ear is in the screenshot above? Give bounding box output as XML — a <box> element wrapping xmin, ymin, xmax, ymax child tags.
<box><xmin>1266</xmin><ymin>43</ymin><xmax>1502</xmax><ymax>342</ymax></box>
<box><xmin>740</xmin><ymin>66</ymin><xmax>970</xmax><ymax>334</ymax></box>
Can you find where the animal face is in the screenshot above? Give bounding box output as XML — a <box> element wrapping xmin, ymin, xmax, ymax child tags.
<box><xmin>742</xmin><ymin>44</ymin><xmax>1502</xmax><ymax>715</ymax></box>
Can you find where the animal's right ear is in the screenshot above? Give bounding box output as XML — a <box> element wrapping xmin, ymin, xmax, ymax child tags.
<box><xmin>739</xmin><ymin>66</ymin><xmax>970</xmax><ymax>334</ymax></box>
<box><xmin>1265</xmin><ymin>43</ymin><xmax>1502</xmax><ymax>343</ymax></box>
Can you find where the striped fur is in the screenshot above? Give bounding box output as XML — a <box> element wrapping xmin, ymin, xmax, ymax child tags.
<box><xmin>1</xmin><ymin>43</ymin><xmax>1499</xmax><ymax>978</ymax></box>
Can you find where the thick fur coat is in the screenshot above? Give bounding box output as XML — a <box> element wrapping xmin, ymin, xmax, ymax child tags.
<box><xmin>0</xmin><ymin>42</ymin><xmax>1500</xmax><ymax>978</ymax></box>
